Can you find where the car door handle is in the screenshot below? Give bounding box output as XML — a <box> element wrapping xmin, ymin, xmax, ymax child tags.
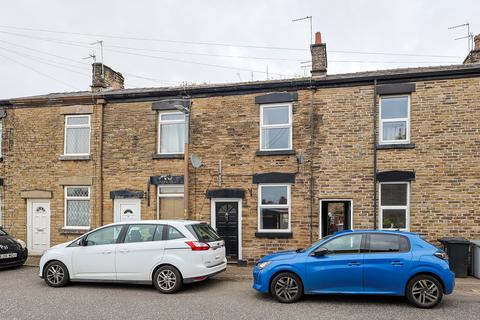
<box><xmin>348</xmin><ymin>262</ymin><xmax>361</xmax><ymax>266</ymax></box>
<box><xmin>102</xmin><ymin>250</ymin><xmax>113</xmax><ymax>255</ymax></box>
<box><xmin>119</xmin><ymin>249</ymin><xmax>129</xmax><ymax>254</ymax></box>
<box><xmin>391</xmin><ymin>261</ymin><xmax>404</xmax><ymax>266</ymax></box>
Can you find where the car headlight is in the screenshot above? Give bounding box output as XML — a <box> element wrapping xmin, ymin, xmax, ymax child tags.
<box><xmin>16</xmin><ymin>239</ymin><xmax>26</xmax><ymax>250</ymax></box>
<box><xmin>257</xmin><ymin>261</ymin><xmax>272</xmax><ymax>270</ymax></box>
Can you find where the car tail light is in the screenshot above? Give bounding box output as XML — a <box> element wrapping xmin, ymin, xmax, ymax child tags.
<box><xmin>434</xmin><ymin>251</ymin><xmax>448</xmax><ymax>260</ymax></box>
<box><xmin>186</xmin><ymin>241</ymin><xmax>210</xmax><ymax>251</ymax></box>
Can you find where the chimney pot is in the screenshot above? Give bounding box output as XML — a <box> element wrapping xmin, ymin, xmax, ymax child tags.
<box><xmin>310</xmin><ymin>31</ymin><xmax>327</xmax><ymax>77</ymax></box>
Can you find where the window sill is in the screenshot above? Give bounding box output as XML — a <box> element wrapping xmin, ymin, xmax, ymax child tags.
<box><xmin>376</xmin><ymin>143</ymin><xmax>415</xmax><ymax>150</ymax></box>
<box><xmin>59</xmin><ymin>155</ymin><xmax>91</xmax><ymax>161</ymax></box>
<box><xmin>255</xmin><ymin>232</ymin><xmax>293</xmax><ymax>239</ymax></box>
<box><xmin>255</xmin><ymin>150</ymin><xmax>296</xmax><ymax>156</ymax></box>
<box><xmin>58</xmin><ymin>228</ymin><xmax>91</xmax><ymax>235</ymax></box>
<box><xmin>152</xmin><ymin>153</ymin><xmax>184</xmax><ymax>160</ymax></box>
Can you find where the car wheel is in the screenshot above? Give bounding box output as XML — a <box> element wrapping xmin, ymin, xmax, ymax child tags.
<box><xmin>44</xmin><ymin>261</ymin><xmax>70</xmax><ymax>287</ymax></box>
<box><xmin>153</xmin><ymin>266</ymin><xmax>182</xmax><ymax>294</ymax></box>
<box><xmin>270</xmin><ymin>272</ymin><xmax>303</xmax><ymax>303</ymax></box>
<box><xmin>406</xmin><ymin>275</ymin><xmax>443</xmax><ymax>308</ymax></box>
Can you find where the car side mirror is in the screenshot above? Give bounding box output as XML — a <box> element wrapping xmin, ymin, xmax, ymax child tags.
<box><xmin>77</xmin><ymin>238</ymin><xmax>87</xmax><ymax>246</ymax></box>
<box><xmin>312</xmin><ymin>247</ymin><xmax>329</xmax><ymax>257</ymax></box>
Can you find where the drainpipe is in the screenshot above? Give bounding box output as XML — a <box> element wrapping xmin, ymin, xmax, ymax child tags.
<box><xmin>97</xmin><ymin>98</ymin><xmax>106</xmax><ymax>227</ymax></box>
<box><xmin>184</xmin><ymin>111</ymin><xmax>190</xmax><ymax>219</ymax></box>
<box><xmin>372</xmin><ymin>80</ymin><xmax>378</xmax><ymax>230</ymax></box>
<box><xmin>308</xmin><ymin>79</ymin><xmax>315</xmax><ymax>244</ymax></box>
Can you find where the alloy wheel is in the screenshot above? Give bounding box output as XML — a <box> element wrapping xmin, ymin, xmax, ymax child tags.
<box><xmin>274</xmin><ymin>276</ymin><xmax>299</xmax><ymax>302</ymax></box>
<box><xmin>411</xmin><ymin>279</ymin><xmax>439</xmax><ymax>306</ymax></box>
<box><xmin>157</xmin><ymin>269</ymin><xmax>177</xmax><ymax>291</ymax></box>
<box><xmin>46</xmin><ymin>265</ymin><xmax>65</xmax><ymax>285</ymax></box>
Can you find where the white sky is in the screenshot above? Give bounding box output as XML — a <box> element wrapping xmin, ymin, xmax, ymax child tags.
<box><xmin>1</xmin><ymin>0</ymin><xmax>478</xmax><ymax>98</ymax></box>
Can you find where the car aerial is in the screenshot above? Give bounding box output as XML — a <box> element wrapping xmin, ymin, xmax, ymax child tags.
<box><xmin>39</xmin><ymin>220</ymin><xmax>226</xmax><ymax>293</ymax></box>
<box><xmin>0</xmin><ymin>226</ymin><xmax>28</xmax><ymax>269</ymax></box>
<box><xmin>253</xmin><ymin>230</ymin><xmax>454</xmax><ymax>308</ymax></box>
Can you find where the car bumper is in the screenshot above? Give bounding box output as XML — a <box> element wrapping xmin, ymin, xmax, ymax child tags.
<box><xmin>183</xmin><ymin>261</ymin><xmax>227</xmax><ymax>284</ymax></box>
<box><xmin>252</xmin><ymin>266</ymin><xmax>270</xmax><ymax>293</ymax></box>
<box><xmin>443</xmin><ymin>270</ymin><xmax>455</xmax><ymax>294</ymax></box>
<box><xmin>0</xmin><ymin>249</ymin><xmax>28</xmax><ymax>269</ymax></box>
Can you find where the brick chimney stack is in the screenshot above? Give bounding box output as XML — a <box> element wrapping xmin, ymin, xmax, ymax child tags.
<box><xmin>91</xmin><ymin>63</ymin><xmax>125</xmax><ymax>92</ymax></box>
<box><xmin>463</xmin><ymin>34</ymin><xmax>480</xmax><ymax>64</ymax></box>
<box><xmin>310</xmin><ymin>32</ymin><xmax>327</xmax><ymax>77</ymax></box>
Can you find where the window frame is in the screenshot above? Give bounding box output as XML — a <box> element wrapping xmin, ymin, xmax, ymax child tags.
<box><xmin>379</xmin><ymin>95</ymin><xmax>410</xmax><ymax>145</ymax></box>
<box><xmin>64</xmin><ymin>186</ymin><xmax>91</xmax><ymax>230</ymax></box>
<box><xmin>379</xmin><ymin>182</ymin><xmax>410</xmax><ymax>231</ymax></box>
<box><xmin>156</xmin><ymin>184</ymin><xmax>185</xmax><ymax>220</ymax></box>
<box><xmin>257</xmin><ymin>183</ymin><xmax>291</xmax><ymax>233</ymax></box>
<box><xmin>63</xmin><ymin>114</ymin><xmax>91</xmax><ymax>156</ymax></box>
<box><xmin>259</xmin><ymin>103</ymin><xmax>293</xmax><ymax>151</ymax></box>
<box><xmin>157</xmin><ymin>111</ymin><xmax>186</xmax><ymax>155</ymax></box>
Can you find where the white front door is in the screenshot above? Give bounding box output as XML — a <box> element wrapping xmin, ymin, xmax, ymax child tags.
<box><xmin>114</xmin><ymin>199</ymin><xmax>141</xmax><ymax>222</ymax></box>
<box><xmin>27</xmin><ymin>199</ymin><xmax>51</xmax><ymax>253</ymax></box>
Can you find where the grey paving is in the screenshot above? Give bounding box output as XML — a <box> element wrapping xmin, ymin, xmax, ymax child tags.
<box><xmin>0</xmin><ymin>266</ymin><xmax>479</xmax><ymax>320</ymax></box>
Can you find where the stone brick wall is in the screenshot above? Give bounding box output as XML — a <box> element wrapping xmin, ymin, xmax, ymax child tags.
<box><xmin>1</xmin><ymin>75</ymin><xmax>479</xmax><ymax>261</ymax></box>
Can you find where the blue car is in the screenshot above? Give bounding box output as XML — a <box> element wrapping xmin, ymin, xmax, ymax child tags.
<box><xmin>253</xmin><ymin>230</ymin><xmax>454</xmax><ymax>308</ymax></box>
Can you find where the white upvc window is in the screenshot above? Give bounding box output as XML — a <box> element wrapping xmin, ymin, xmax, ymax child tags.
<box><xmin>157</xmin><ymin>185</ymin><xmax>185</xmax><ymax>219</ymax></box>
<box><xmin>260</xmin><ymin>103</ymin><xmax>292</xmax><ymax>151</ymax></box>
<box><xmin>258</xmin><ymin>184</ymin><xmax>291</xmax><ymax>232</ymax></box>
<box><xmin>158</xmin><ymin>112</ymin><xmax>185</xmax><ymax>154</ymax></box>
<box><xmin>64</xmin><ymin>115</ymin><xmax>91</xmax><ymax>155</ymax></box>
<box><xmin>379</xmin><ymin>95</ymin><xmax>410</xmax><ymax>145</ymax></box>
<box><xmin>64</xmin><ymin>186</ymin><xmax>90</xmax><ymax>229</ymax></box>
<box><xmin>379</xmin><ymin>182</ymin><xmax>410</xmax><ymax>231</ymax></box>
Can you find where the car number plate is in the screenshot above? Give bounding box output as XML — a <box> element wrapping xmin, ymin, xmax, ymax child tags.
<box><xmin>0</xmin><ymin>253</ymin><xmax>17</xmax><ymax>259</ymax></box>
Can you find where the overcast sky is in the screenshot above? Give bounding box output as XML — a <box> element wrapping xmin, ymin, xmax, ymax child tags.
<box><xmin>1</xmin><ymin>0</ymin><xmax>478</xmax><ymax>98</ymax></box>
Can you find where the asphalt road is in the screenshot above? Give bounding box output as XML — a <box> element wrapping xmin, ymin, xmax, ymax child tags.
<box><xmin>0</xmin><ymin>267</ymin><xmax>479</xmax><ymax>320</ymax></box>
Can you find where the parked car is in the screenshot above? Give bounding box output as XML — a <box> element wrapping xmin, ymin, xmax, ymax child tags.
<box><xmin>0</xmin><ymin>226</ymin><xmax>28</xmax><ymax>269</ymax></box>
<box><xmin>39</xmin><ymin>220</ymin><xmax>226</xmax><ymax>293</ymax></box>
<box><xmin>253</xmin><ymin>230</ymin><xmax>454</xmax><ymax>308</ymax></box>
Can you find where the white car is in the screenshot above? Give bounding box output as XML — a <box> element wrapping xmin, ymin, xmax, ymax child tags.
<box><xmin>39</xmin><ymin>220</ymin><xmax>226</xmax><ymax>293</ymax></box>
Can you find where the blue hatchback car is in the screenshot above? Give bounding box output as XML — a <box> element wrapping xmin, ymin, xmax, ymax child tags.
<box><xmin>253</xmin><ymin>230</ymin><xmax>454</xmax><ymax>308</ymax></box>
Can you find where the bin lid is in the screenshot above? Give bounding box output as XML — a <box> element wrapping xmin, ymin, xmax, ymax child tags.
<box><xmin>471</xmin><ymin>240</ymin><xmax>480</xmax><ymax>247</ymax></box>
<box><xmin>437</xmin><ymin>237</ymin><xmax>470</xmax><ymax>244</ymax></box>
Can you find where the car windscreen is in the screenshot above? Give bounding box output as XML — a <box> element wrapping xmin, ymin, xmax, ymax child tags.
<box><xmin>186</xmin><ymin>224</ymin><xmax>221</xmax><ymax>242</ymax></box>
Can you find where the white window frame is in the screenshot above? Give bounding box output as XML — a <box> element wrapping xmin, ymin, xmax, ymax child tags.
<box><xmin>156</xmin><ymin>184</ymin><xmax>184</xmax><ymax>219</ymax></box>
<box><xmin>64</xmin><ymin>186</ymin><xmax>91</xmax><ymax>230</ymax></box>
<box><xmin>259</xmin><ymin>103</ymin><xmax>293</xmax><ymax>151</ymax></box>
<box><xmin>257</xmin><ymin>183</ymin><xmax>291</xmax><ymax>232</ymax></box>
<box><xmin>157</xmin><ymin>111</ymin><xmax>185</xmax><ymax>155</ymax></box>
<box><xmin>379</xmin><ymin>95</ymin><xmax>410</xmax><ymax>145</ymax></box>
<box><xmin>379</xmin><ymin>182</ymin><xmax>410</xmax><ymax>231</ymax></box>
<box><xmin>63</xmin><ymin>115</ymin><xmax>91</xmax><ymax>156</ymax></box>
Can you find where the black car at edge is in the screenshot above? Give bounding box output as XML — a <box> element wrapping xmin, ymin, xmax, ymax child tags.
<box><xmin>0</xmin><ymin>227</ymin><xmax>28</xmax><ymax>269</ymax></box>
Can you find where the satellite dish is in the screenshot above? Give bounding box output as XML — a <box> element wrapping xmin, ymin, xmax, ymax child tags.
<box><xmin>190</xmin><ymin>154</ymin><xmax>203</xmax><ymax>168</ymax></box>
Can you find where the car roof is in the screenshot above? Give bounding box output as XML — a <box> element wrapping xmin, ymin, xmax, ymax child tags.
<box><xmin>333</xmin><ymin>229</ymin><xmax>419</xmax><ymax>237</ymax></box>
<box><xmin>101</xmin><ymin>220</ymin><xmax>205</xmax><ymax>227</ymax></box>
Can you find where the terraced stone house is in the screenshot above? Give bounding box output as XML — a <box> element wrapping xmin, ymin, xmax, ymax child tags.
<box><xmin>1</xmin><ymin>32</ymin><xmax>479</xmax><ymax>263</ymax></box>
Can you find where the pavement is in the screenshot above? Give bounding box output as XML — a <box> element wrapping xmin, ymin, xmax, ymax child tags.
<box><xmin>0</xmin><ymin>265</ymin><xmax>479</xmax><ymax>320</ymax></box>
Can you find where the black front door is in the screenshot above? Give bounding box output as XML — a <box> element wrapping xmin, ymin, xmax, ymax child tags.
<box><xmin>215</xmin><ymin>201</ymin><xmax>238</xmax><ymax>261</ymax></box>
